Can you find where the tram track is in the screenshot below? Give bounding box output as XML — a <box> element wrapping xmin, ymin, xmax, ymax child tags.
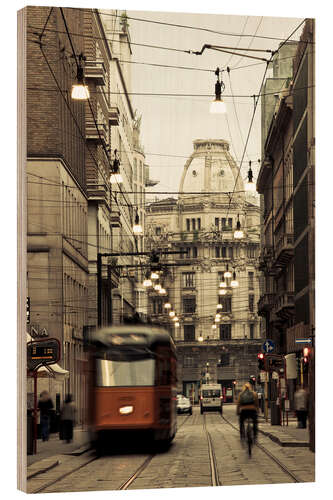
<box><xmin>221</xmin><ymin>414</ymin><xmax>301</xmax><ymax>483</ymax></box>
<box><xmin>33</xmin><ymin>413</ymin><xmax>193</xmax><ymax>493</ymax></box>
<box><xmin>118</xmin><ymin>412</ymin><xmax>193</xmax><ymax>490</ymax></box>
<box><xmin>203</xmin><ymin>414</ymin><xmax>221</xmax><ymax>486</ymax></box>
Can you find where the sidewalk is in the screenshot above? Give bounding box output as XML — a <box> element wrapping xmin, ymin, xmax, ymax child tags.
<box><xmin>257</xmin><ymin>412</ymin><xmax>309</xmax><ymax>447</ymax></box>
<box><xmin>27</xmin><ymin>426</ymin><xmax>91</xmax><ymax>477</ymax></box>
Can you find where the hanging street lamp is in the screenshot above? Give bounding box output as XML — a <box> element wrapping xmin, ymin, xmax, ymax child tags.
<box><xmin>230</xmin><ymin>271</ymin><xmax>239</xmax><ymax>288</ymax></box>
<box><xmin>110</xmin><ymin>149</ymin><xmax>123</xmax><ymax>184</ymax></box>
<box><xmin>133</xmin><ymin>212</ymin><xmax>143</xmax><ymax>235</ymax></box>
<box><xmin>210</xmin><ymin>67</ymin><xmax>227</xmax><ymax>114</ymax></box>
<box><xmin>234</xmin><ymin>214</ymin><xmax>244</xmax><ymax>240</ymax></box>
<box><xmin>245</xmin><ymin>161</ymin><xmax>256</xmax><ymax>192</ymax></box>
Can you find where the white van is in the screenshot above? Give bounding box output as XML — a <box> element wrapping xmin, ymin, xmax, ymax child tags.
<box><xmin>199</xmin><ymin>384</ymin><xmax>223</xmax><ymax>414</ymax></box>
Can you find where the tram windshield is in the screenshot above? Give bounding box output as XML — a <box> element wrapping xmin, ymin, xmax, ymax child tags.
<box><xmin>95</xmin><ymin>357</ymin><xmax>155</xmax><ymax>387</ymax></box>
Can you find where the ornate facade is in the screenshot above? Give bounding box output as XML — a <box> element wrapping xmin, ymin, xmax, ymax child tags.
<box><xmin>146</xmin><ymin>139</ymin><xmax>262</xmax><ymax>401</ymax></box>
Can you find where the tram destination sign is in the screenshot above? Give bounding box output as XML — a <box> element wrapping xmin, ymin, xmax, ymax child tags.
<box><xmin>27</xmin><ymin>338</ymin><xmax>60</xmax><ymax>371</ymax></box>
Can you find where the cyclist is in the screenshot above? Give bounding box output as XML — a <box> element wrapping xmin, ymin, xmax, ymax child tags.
<box><xmin>237</xmin><ymin>382</ymin><xmax>259</xmax><ymax>443</ymax></box>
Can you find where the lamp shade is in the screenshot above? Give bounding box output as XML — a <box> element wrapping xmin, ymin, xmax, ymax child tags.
<box><xmin>71</xmin><ymin>84</ymin><xmax>90</xmax><ymax>100</ymax></box>
<box><xmin>110</xmin><ymin>173</ymin><xmax>123</xmax><ymax>184</ymax></box>
<box><xmin>210</xmin><ymin>99</ymin><xmax>227</xmax><ymax>114</ymax></box>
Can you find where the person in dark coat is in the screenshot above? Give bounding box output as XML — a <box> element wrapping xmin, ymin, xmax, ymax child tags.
<box><xmin>38</xmin><ymin>391</ymin><xmax>54</xmax><ymax>441</ymax></box>
<box><xmin>60</xmin><ymin>394</ymin><xmax>76</xmax><ymax>443</ymax></box>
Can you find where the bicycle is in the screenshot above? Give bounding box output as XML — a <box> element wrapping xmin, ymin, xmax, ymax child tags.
<box><xmin>245</xmin><ymin>417</ymin><xmax>254</xmax><ymax>457</ymax></box>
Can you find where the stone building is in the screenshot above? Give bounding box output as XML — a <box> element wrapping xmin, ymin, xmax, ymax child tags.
<box><xmin>25</xmin><ymin>8</ymin><xmax>152</xmax><ymax>422</ymax></box>
<box><xmin>146</xmin><ymin>139</ymin><xmax>262</xmax><ymax>402</ymax></box>
<box><xmin>257</xmin><ymin>20</ymin><xmax>315</xmax><ymax>449</ymax></box>
<box><xmin>26</xmin><ymin>6</ymin><xmax>89</xmax><ymax>420</ymax></box>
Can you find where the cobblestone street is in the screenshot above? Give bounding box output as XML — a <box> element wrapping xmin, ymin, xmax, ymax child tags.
<box><xmin>27</xmin><ymin>405</ymin><xmax>315</xmax><ymax>493</ymax></box>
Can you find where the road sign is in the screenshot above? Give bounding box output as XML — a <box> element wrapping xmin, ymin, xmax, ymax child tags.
<box><xmin>262</xmin><ymin>339</ymin><xmax>275</xmax><ymax>353</ymax></box>
<box><xmin>295</xmin><ymin>338</ymin><xmax>312</xmax><ymax>344</ymax></box>
<box><xmin>27</xmin><ymin>338</ymin><xmax>60</xmax><ymax>371</ymax></box>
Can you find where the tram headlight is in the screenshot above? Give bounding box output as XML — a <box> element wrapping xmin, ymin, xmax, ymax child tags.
<box><xmin>119</xmin><ymin>405</ymin><xmax>134</xmax><ymax>415</ymax></box>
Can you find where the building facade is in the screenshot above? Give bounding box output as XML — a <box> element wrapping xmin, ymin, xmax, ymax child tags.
<box><xmin>26</xmin><ymin>7</ymin><xmax>152</xmax><ymax>423</ymax></box>
<box><xmin>257</xmin><ymin>19</ymin><xmax>315</xmax><ymax>449</ymax></box>
<box><xmin>146</xmin><ymin>139</ymin><xmax>262</xmax><ymax>402</ymax></box>
<box><xmin>27</xmin><ymin>6</ymin><xmax>89</xmax><ymax>421</ymax></box>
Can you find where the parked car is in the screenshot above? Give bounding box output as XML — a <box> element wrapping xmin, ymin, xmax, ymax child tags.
<box><xmin>177</xmin><ymin>395</ymin><xmax>192</xmax><ymax>415</ymax></box>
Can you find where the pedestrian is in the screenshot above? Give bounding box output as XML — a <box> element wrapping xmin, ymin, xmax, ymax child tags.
<box><xmin>38</xmin><ymin>390</ymin><xmax>54</xmax><ymax>441</ymax></box>
<box><xmin>60</xmin><ymin>394</ymin><xmax>76</xmax><ymax>443</ymax></box>
<box><xmin>237</xmin><ymin>382</ymin><xmax>259</xmax><ymax>442</ymax></box>
<box><xmin>294</xmin><ymin>386</ymin><xmax>309</xmax><ymax>429</ymax></box>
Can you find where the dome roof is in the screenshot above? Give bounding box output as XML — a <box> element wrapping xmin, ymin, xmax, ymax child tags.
<box><xmin>179</xmin><ymin>139</ymin><xmax>244</xmax><ymax>202</ymax></box>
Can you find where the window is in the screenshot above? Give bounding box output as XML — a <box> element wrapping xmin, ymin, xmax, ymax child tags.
<box><xmin>219</xmin><ymin>324</ymin><xmax>231</xmax><ymax>340</ymax></box>
<box><xmin>184</xmin><ymin>356</ymin><xmax>197</xmax><ymax>368</ymax></box>
<box><xmin>222</xmin><ymin>246</ymin><xmax>227</xmax><ymax>258</ymax></box>
<box><xmin>219</xmin><ymin>353</ymin><xmax>230</xmax><ymax>366</ymax></box>
<box><xmin>192</xmin><ymin>247</ymin><xmax>198</xmax><ymax>258</ymax></box>
<box><xmin>184</xmin><ymin>325</ymin><xmax>195</xmax><ymax>341</ymax></box>
<box><xmin>96</xmin><ymin>358</ymin><xmax>155</xmax><ymax>387</ymax></box>
<box><xmin>219</xmin><ymin>296</ymin><xmax>232</xmax><ymax>312</ymax></box>
<box><xmin>228</xmin><ymin>247</ymin><xmax>233</xmax><ymax>259</ymax></box>
<box><xmin>215</xmin><ymin>246</ymin><xmax>220</xmax><ymax>258</ymax></box>
<box><xmin>152</xmin><ymin>297</ymin><xmax>163</xmax><ymax>314</ymax></box>
<box><xmin>183</xmin><ymin>296</ymin><xmax>196</xmax><ymax>314</ymax></box>
<box><xmin>248</xmin><ymin>272</ymin><xmax>254</xmax><ymax>290</ymax></box>
<box><xmin>215</xmin><ymin>217</ymin><xmax>219</xmax><ymax>228</ymax></box>
<box><xmin>186</xmin><ymin>247</ymin><xmax>191</xmax><ymax>259</ymax></box>
<box><xmin>249</xmin><ymin>295</ymin><xmax>254</xmax><ymax>312</ymax></box>
<box><xmin>250</xmin><ymin>324</ymin><xmax>255</xmax><ymax>339</ymax></box>
<box><xmin>222</xmin><ymin>218</ymin><xmax>232</xmax><ymax>231</ymax></box>
<box><xmin>186</xmin><ymin>219</ymin><xmax>190</xmax><ymax>231</ymax></box>
<box><xmin>191</xmin><ymin>218</ymin><xmax>196</xmax><ymax>230</ymax></box>
<box><xmin>155</xmin><ymin>227</ymin><xmax>161</xmax><ymax>236</ymax></box>
<box><xmin>197</xmin><ymin>218</ymin><xmax>201</xmax><ymax>230</ymax></box>
<box><xmin>183</xmin><ymin>272</ymin><xmax>195</xmax><ymax>288</ymax></box>
<box><xmin>248</xmin><ymin>246</ymin><xmax>257</xmax><ymax>258</ymax></box>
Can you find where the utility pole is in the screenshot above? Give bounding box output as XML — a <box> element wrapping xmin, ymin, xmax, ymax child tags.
<box><xmin>97</xmin><ymin>250</ymin><xmax>186</xmax><ymax>328</ymax></box>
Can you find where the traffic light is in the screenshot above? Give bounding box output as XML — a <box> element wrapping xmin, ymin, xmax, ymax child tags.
<box><xmin>303</xmin><ymin>347</ymin><xmax>310</xmax><ymax>362</ymax></box>
<box><xmin>26</xmin><ymin>296</ymin><xmax>30</xmax><ymax>324</ymax></box>
<box><xmin>257</xmin><ymin>352</ymin><xmax>265</xmax><ymax>370</ymax></box>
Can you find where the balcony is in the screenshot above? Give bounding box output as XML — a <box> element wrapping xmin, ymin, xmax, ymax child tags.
<box><xmin>274</xmin><ymin>292</ymin><xmax>295</xmax><ymax>320</ymax></box>
<box><xmin>272</xmin><ymin>234</ymin><xmax>294</xmax><ymax>269</ymax></box>
<box><xmin>258</xmin><ymin>245</ymin><xmax>273</xmax><ymax>271</ymax></box>
<box><xmin>86</xmin><ymin>120</ymin><xmax>108</xmax><ymax>147</ymax></box>
<box><xmin>84</xmin><ymin>61</ymin><xmax>107</xmax><ymax>86</ymax></box>
<box><xmin>108</xmin><ymin>105</ymin><xmax>120</xmax><ymax>126</ymax></box>
<box><xmin>257</xmin><ymin>293</ymin><xmax>275</xmax><ymax>316</ymax></box>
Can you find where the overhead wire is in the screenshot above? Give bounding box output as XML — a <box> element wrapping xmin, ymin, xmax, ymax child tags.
<box><xmin>65</xmin><ymin>7</ymin><xmax>313</xmax><ymax>45</ymax></box>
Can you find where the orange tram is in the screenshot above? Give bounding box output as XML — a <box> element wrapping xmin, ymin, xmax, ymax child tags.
<box><xmin>87</xmin><ymin>326</ymin><xmax>177</xmax><ymax>451</ymax></box>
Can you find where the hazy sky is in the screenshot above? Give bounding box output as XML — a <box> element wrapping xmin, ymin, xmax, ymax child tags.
<box><xmin>126</xmin><ymin>10</ymin><xmax>303</xmax><ymax>197</ymax></box>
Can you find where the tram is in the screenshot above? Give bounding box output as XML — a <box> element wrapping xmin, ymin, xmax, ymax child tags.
<box><xmin>87</xmin><ymin>325</ymin><xmax>177</xmax><ymax>450</ymax></box>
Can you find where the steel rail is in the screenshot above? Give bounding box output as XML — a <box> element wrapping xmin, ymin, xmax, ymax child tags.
<box><xmin>221</xmin><ymin>415</ymin><xmax>301</xmax><ymax>483</ymax></box>
<box><xmin>31</xmin><ymin>413</ymin><xmax>193</xmax><ymax>493</ymax></box>
<box><xmin>203</xmin><ymin>414</ymin><xmax>221</xmax><ymax>486</ymax></box>
<box><xmin>118</xmin><ymin>413</ymin><xmax>192</xmax><ymax>490</ymax></box>
<box><xmin>32</xmin><ymin>452</ymin><xmax>98</xmax><ymax>493</ymax></box>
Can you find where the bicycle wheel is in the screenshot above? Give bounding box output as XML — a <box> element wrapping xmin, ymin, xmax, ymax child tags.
<box><xmin>246</xmin><ymin>420</ymin><xmax>253</xmax><ymax>457</ymax></box>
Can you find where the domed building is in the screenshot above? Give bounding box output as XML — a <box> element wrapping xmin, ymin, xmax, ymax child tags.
<box><xmin>146</xmin><ymin>139</ymin><xmax>262</xmax><ymax>401</ymax></box>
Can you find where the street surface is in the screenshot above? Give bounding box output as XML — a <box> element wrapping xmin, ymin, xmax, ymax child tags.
<box><xmin>27</xmin><ymin>405</ymin><xmax>314</xmax><ymax>493</ymax></box>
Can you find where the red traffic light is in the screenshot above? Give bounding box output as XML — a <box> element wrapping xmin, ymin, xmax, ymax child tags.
<box><xmin>257</xmin><ymin>353</ymin><xmax>264</xmax><ymax>359</ymax></box>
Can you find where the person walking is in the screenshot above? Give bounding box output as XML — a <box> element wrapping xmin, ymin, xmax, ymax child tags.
<box><xmin>294</xmin><ymin>386</ymin><xmax>309</xmax><ymax>429</ymax></box>
<box><xmin>38</xmin><ymin>391</ymin><xmax>54</xmax><ymax>441</ymax></box>
<box><xmin>237</xmin><ymin>382</ymin><xmax>259</xmax><ymax>442</ymax></box>
<box><xmin>60</xmin><ymin>394</ymin><xmax>76</xmax><ymax>443</ymax></box>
